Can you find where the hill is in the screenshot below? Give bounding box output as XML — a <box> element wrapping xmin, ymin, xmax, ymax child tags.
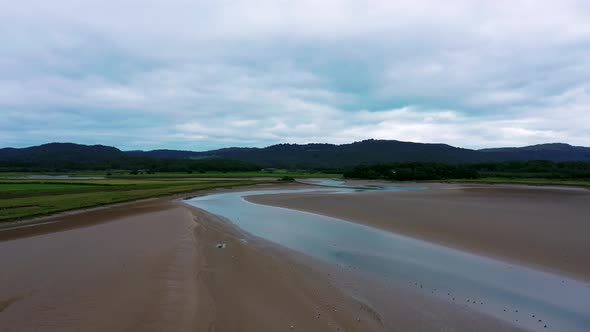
<box><xmin>125</xmin><ymin>140</ymin><xmax>590</xmax><ymax>168</ymax></box>
<box><xmin>2</xmin><ymin>140</ymin><xmax>590</xmax><ymax>170</ymax></box>
<box><xmin>0</xmin><ymin>142</ymin><xmax>123</xmax><ymax>161</ymax></box>
<box><xmin>126</xmin><ymin>149</ymin><xmax>203</xmax><ymax>159</ymax></box>
<box><xmin>186</xmin><ymin>140</ymin><xmax>486</xmax><ymax>168</ymax></box>
<box><xmin>0</xmin><ymin>143</ymin><xmax>124</xmax><ymax>169</ymax></box>
<box><xmin>479</xmin><ymin>143</ymin><xmax>590</xmax><ymax>162</ymax></box>
<box><xmin>0</xmin><ymin>143</ymin><xmax>258</xmax><ymax>172</ymax></box>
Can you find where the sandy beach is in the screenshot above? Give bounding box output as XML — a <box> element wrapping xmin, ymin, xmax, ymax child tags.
<box><xmin>0</xmin><ymin>184</ymin><xmax>528</xmax><ymax>331</ymax></box>
<box><xmin>248</xmin><ymin>182</ymin><xmax>590</xmax><ymax>281</ymax></box>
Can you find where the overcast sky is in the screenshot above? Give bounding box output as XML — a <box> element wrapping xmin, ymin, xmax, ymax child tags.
<box><xmin>1</xmin><ymin>0</ymin><xmax>590</xmax><ymax>150</ymax></box>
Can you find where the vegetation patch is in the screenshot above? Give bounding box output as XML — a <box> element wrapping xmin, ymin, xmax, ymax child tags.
<box><xmin>344</xmin><ymin>161</ymin><xmax>590</xmax><ymax>183</ymax></box>
<box><xmin>278</xmin><ymin>176</ymin><xmax>295</xmax><ymax>182</ymax></box>
<box><xmin>0</xmin><ymin>179</ymin><xmax>267</xmax><ymax>222</ymax></box>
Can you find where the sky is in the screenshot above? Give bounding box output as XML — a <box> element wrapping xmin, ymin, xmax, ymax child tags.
<box><xmin>1</xmin><ymin>0</ymin><xmax>590</xmax><ymax>151</ymax></box>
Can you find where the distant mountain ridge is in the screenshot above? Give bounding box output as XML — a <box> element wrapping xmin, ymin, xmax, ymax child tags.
<box><xmin>2</xmin><ymin>140</ymin><xmax>590</xmax><ymax>169</ymax></box>
<box><xmin>127</xmin><ymin>140</ymin><xmax>590</xmax><ymax>167</ymax></box>
<box><xmin>479</xmin><ymin>143</ymin><xmax>590</xmax><ymax>162</ymax></box>
<box><xmin>0</xmin><ymin>143</ymin><xmax>124</xmax><ymax>162</ymax></box>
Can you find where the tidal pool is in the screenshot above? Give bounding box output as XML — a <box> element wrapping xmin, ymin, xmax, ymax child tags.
<box><xmin>187</xmin><ymin>188</ymin><xmax>590</xmax><ymax>332</ymax></box>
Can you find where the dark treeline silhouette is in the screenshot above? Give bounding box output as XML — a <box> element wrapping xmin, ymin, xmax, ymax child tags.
<box><xmin>343</xmin><ymin>162</ymin><xmax>478</xmax><ymax>180</ymax></box>
<box><xmin>3</xmin><ymin>141</ymin><xmax>590</xmax><ymax>170</ymax></box>
<box><xmin>474</xmin><ymin>160</ymin><xmax>590</xmax><ymax>179</ymax></box>
<box><xmin>343</xmin><ymin>161</ymin><xmax>590</xmax><ymax>180</ymax></box>
<box><xmin>130</xmin><ymin>140</ymin><xmax>590</xmax><ymax>167</ymax></box>
<box><xmin>0</xmin><ymin>142</ymin><xmax>260</xmax><ymax>173</ymax></box>
<box><xmin>2</xmin><ymin>143</ymin><xmax>590</xmax><ymax>178</ymax></box>
<box><xmin>0</xmin><ymin>156</ymin><xmax>259</xmax><ymax>173</ymax></box>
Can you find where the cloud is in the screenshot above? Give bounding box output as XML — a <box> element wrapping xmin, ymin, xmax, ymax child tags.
<box><xmin>0</xmin><ymin>1</ymin><xmax>589</xmax><ymax>149</ymax></box>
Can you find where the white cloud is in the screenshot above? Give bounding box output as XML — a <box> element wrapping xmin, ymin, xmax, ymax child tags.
<box><xmin>0</xmin><ymin>1</ymin><xmax>589</xmax><ymax>149</ymax></box>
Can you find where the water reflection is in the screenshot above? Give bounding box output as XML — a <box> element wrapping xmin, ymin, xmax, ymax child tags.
<box><xmin>188</xmin><ymin>188</ymin><xmax>590</xmax><ymax>331</ymax></box>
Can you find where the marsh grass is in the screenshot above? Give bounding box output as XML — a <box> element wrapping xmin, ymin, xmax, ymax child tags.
<box><xmin>0</xmin><ymin>179</ymin><xmax>263</xmax><ymax>222</ymax></box>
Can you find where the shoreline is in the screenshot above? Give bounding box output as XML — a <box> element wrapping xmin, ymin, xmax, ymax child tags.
<box><xmin>2</xmin><ymin>178</ymin><xmax>586</xmax><ymax>234</ymax></box>
<box><xmin>180</xmin><ymin>202</ymin><xmax>389</xmax><ymax>331</ymax></box>
<box><xmin>0</xmin><ymin>180</ymin><xmax>276</xmax><ymax>231</ymax></box>
<box><xmin>0</xmin><ymin>183</ymin><xmax>526</xmax><ymax>331</ymax></box>
<box><xmin>247</xmin><ymin>182</ymin><xmax>590</xmax><ymax>282</ymax></box>
<box><xmin>184</xmin><ymin>203</ymin><xmax>523</xmax><ymax>331</ymax></box>
<box><xmin>0</xmin><ymin>182</ymin><xmax>293</xmax><ymax>240</ymax></box>
<box><xmin>4</xmin><ymin>180</ymin><xmax>588</xmax><ymax>281</ymax></box>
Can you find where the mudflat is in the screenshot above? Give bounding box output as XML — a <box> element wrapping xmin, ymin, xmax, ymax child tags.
<box><xmin>247</xmin><ymin>182</ymin><xmax>590</xmax><ymax>281</ymax></box>
<box><xmin>0</xmin><ymin>200</ymin><xmax>200</xmax><ymax>331</ymax></box>
<box><xmin>185</xmin><ymin>204</ymin><xmax>521</xmax><ymax>332</ymax></box>
<box><xmin>0</xmin><ymin>186</ymin><xmax>524</xmax><ymax>331</ymax></box>
<box><xmin>0</xmin><ymin>195</ymin><xmax>389</xmax><ymax>332</ymax></box>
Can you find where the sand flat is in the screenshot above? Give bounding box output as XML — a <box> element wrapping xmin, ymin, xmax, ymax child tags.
<box><xmin>0</xmin><ymin>186</ymin><xmax>527</xmax><ymax>331</ymax></box>
<box><xmin>0</xmin><ymin>197</ymin><xmax>388</xmax><ymax>331</ymax></box>
<box><xmin>0</xmin><ymin>201</ymin><xmax>199</xmax><ymax>332</ymax></box>
<box><xmin>247</xmin><ymin>183</ymin><xmax>590</xmax><ymax>280</ymax></box>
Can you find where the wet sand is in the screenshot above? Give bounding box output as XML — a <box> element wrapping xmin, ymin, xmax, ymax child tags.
<box><xmin>0</xmin><ymin>200</ymin><xmax>199</xmax><ymax>331</ymax></box>
<box><xmin>0</xmin><ymin>185</ymin><xmax>525</xmax><ymax>331</ymax></box>
<box><xmin>247</xmin><ymin>182</ymin><xmax>590</xmax><ymax>281</ymax></box>
<box><xmin>185</xmin><ymin>204</ymin><xmax>521</xmax><ymax>331</ymax></box>
<box><xmin>1</xmin><ymin>197</ymin><xmax>382</xmax><ymax>332</ymax></box>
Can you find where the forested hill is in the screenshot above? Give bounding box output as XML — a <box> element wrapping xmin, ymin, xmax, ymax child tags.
<box><xmin>0</xmin><ymin>143</ymin><xmax>258</xmax><ymax>172</ymax></box>
<box><xmin>129</xmin><ymin>140</ymin><xmax>485</xmax><ymax>167</ymax></box>
<box><xmin>129</xmin><ymin>140</ymin><xmax>590</xmax><ymax>168</ymax></box>
<box><xmin>188</xmin><ymin>140</ymin><xmax>485</xmax><ymax>168</ymax></box>
<box><xmin>2</xmin><ymin>140</ymin><xmax>590</xmax><ymax>170</ymax></box>
<box><xmin>0</xmin><ymin>143</ymin><xmax>124</xmax><ymax>163</ymax></box>
<box><xmin>479</xmin><ymin>143</ymin><xmax>590</xmax><ymax>162</ymax></box>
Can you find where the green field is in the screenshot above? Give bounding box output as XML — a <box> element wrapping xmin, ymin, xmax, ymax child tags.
<box><xmin>449</xmin><ymin>177</ymin><xmax>590</xmax><ymax>187</ymax></box>
<box><xmin>110</xmin><ymin>170</ymin><xmax>342</xmax><ymax>179</ymax></box>
<box><xmin>0</xmin><ymin>178</ymin><xmax>267</xmax><ymax>223</ymax></box>
<box><xmin>0</xmin><ymin>170</ymin><xmax>342</xmax><ymax>179</ymax></box>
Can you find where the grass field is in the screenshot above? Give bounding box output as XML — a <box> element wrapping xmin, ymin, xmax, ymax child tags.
<box><xmin>0</xmin><ymin>178</ymin><xmax>267</xmax><ymax>223</ymax></box>
<box><xmin>112</xmin><ymin>170</ymin><xmax>342</xmax><ymax>179</ymax></box>
<box><xmin>0</xmin><ymin>170</ymin><xmax>343</xmax><ymax>179</ymax></box>
<box><xmin>450</xmin><ymin>177</ymin><xmax>590</xmax><ymax>187</ymax></box>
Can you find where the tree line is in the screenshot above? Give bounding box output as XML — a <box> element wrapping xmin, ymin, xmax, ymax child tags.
<box><xmin>0</xmin><ymin>156</ymin><xmax>260</xmax><ymax>173</ymax></box>
<box><xmin>343</xmin><ymin>161</ymin><xmax>590</xmax><ymax>180</ymax></box>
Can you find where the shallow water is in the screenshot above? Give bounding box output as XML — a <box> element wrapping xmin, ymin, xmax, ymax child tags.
<box><xmin>307</xmin><ymin>178</ymin><xmax>424</xmax><ymax>192</ymax></box>
<box><xmin>187</xmin><ymin>188</ymin><xmax>590</xmax><ymax>332</ymax></box>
